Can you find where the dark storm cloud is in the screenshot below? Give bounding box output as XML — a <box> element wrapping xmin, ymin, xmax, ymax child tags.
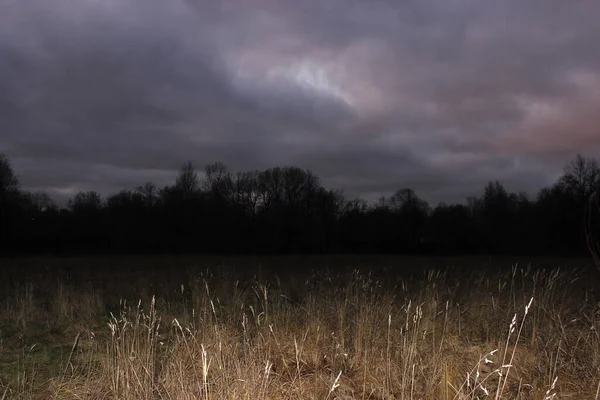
<box><xmin>1</xmin><ymin>0</ymin><xmax>600</xmax><ymax>205</ymax></box>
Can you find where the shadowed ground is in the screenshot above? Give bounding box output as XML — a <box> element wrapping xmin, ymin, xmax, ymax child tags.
<box><xmin>0</xmin><ymin>255</ymin><xmax>598</xmax><ymax>399</ymax></box>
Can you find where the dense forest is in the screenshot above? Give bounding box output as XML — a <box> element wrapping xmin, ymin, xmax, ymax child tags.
<box><xmin>0</xmin><ymin>153</ymin><xmax>599</xmax><ymax>256</ymax></box>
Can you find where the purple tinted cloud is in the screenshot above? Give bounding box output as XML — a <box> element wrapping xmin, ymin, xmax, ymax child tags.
<box><xmin>1</xmin><ymin>0</ymin><xmax>600</xmax><ymax>205</ymax></box>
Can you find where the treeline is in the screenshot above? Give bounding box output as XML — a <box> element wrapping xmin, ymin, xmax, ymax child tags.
<box><xmin>0</xmin><ymin>154</ymin><xmax>599</xmax><ymax>256</ymax></box>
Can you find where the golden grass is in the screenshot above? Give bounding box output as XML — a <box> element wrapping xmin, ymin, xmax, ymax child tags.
<box><xmin>0</xmin><ymin>258</ymin><xmax>599</xmax><ymax>399</ymax></box>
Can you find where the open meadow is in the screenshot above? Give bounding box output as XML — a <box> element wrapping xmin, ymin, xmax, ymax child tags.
<box><xmin>0</xmin><ymin>255</ymin><xmax>599</xmax><ymax>399</ymax></box>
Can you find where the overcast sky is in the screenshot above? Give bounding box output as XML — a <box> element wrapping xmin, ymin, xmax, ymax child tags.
<box><xmin>2</xmin><ymin>0</ymin><xmax>600</xmax><ymax>206</ymax></box>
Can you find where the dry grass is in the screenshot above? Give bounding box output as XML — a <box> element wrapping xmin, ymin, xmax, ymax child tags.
<box><xmin>0</xmin><ymin>257</ymin><xmax>599</xmax><ymax>399</ymax></box>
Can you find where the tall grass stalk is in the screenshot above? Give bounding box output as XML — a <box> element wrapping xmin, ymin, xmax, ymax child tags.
<box><xmin>0</xmin><ymin>262</ymin><xmax>598</xmax><ymax>398</ymax></box>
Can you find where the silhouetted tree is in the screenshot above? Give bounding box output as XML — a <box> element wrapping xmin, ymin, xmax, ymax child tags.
<box><xmin>586</xmin><ymin>180</ymin><xmax>600</xmax><ymax>270</ymax></box>
<box><xmin>257</xmin><ymin>167</ymin><xmax>284</xmax><ymax>212</ymax></box>
<box><xmin>547</xmin><ymin>154</ymin><xmax>600</xmax><ymax>255</ymax></box>
<box><xmin>389</xmin><ymin>188</ymin><xmax>429</xmax><ymax>250</ymax></box>
<box><xmin>559</xmin><ymin>154</ymin><xmax>600</xmax><ymax>203</ymax></box>
<box><xmin>63</xmin><ymin>191</ymin><xmax>104</xmax><ymax>252</ymax></box>
<box><xmin>480</xmin><ymin>181</ymin><xmax>512</xmax><ymax>252</ymax></box>
<box><xmin>175</xmin><ymin>161</ymin><xmax>199</xmax><ymax>197</ymax></box>
<box><xmin>232</xmin><ymin>171</ymin><xmax>260</xmax><ymax>216</ymax></box>
<box><xmin>0</xmin><ymin>154</ymin><xmax>20</xmax><ymax>250</ymax></box>
<box><xmin>203</xmin><ymin>162</ymin><xmax>233</xmax><ymax>202</ymax></box>
<box><xmin>1</xmin><ymin>155</ymin><xmax>599</xmax><ymax>257</ymax></box>
<box><xmin>68</xmin><ymin>191</ymin><xmax>103</xmax><ymax>214</ymax></box>
<box><xmin>136</xmin><ymin>182</ymin><xmax>159</xmax><ymax>209</ymax></box>
<box><xmin>27</xmin><ymin>191</ymin><xmax>56</xmax><ymax>213</ymax></box>
<box><xmin>429</xmin><ymin>203</ymin><xmax>471</xmax><ymax>253</ymax></box>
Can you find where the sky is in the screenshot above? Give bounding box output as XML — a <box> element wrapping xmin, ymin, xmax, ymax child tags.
<box><xmin>1</xmin><ymin>0</ymin><xmax>600</xmax><ymax>206</ymax></box>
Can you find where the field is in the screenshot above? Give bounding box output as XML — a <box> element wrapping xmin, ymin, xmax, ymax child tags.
<box><xmin>0</xmin><ymin>255</ymin><xmax>599</xmax><ymax>399</ymax></box>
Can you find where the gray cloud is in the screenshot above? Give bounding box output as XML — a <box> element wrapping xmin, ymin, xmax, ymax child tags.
<box><xmin>1</xmin><ymin>0</ymin><xmax>600</xmax><ymax>206</ymax></box>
